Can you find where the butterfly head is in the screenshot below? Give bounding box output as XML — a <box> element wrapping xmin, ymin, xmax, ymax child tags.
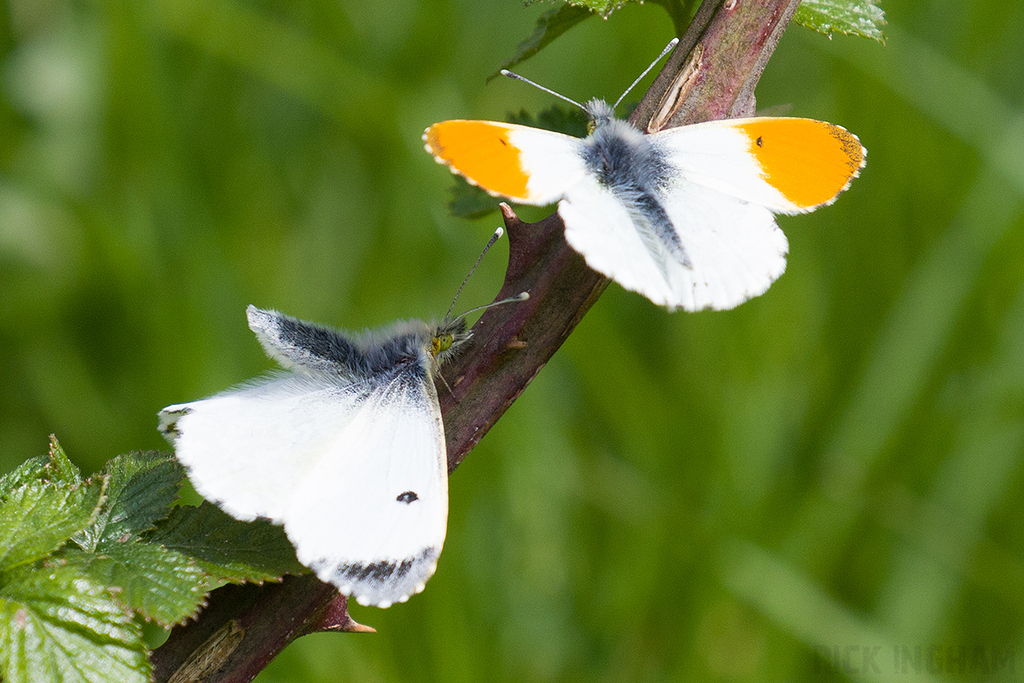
<box><xmin>585</xmin><ymin>98</ymin><xmax>617</xmax><ymax>133</ymax></box>
<box><xmin>430</xmin><ymin>318</ymin><xmax>470</xmax><ymax>366</ymax></box>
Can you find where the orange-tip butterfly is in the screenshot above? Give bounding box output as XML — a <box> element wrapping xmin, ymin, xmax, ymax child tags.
<box><xmin>424</xmin><ymin>40</ymin><xmax>865</xmax><ymax>311</ymax></box>
<box><xmin>159</xmin><ymin>230</ymin><xmax>526</xmax><ymax>608</ymax></box>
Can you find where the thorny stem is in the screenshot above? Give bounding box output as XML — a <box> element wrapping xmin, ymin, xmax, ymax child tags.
<box><xmin>150</xmin><ymin>2</ymin><xmax>803</xmax><ymax>681</ymax></box>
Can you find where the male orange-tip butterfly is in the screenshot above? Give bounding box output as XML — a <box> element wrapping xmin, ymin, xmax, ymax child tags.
<box><xmin>424</xmin><ymin>39</ymin><xmax>865</xmax><ymax>311</ymax></box>
<box><xmin>159</xmin><ymin>229</ymin><xmax>526</xmax><ymax>608</ymax></box>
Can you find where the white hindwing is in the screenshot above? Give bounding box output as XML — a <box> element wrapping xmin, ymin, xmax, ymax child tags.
<box><xmin>160</xmin><ymin>367</ymin><xmax>448</xmax><ymax>608</ymax></box>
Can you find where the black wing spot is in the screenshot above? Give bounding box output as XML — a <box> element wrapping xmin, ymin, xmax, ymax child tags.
<box><xmin>499</xmin><ymin>139</ymin><xmax>507</xmax><ymax>146</ymax></box>
<box><xmin>397</xmin><ymin>491</ymin><xmax>419</xmax><ymax>504</ymax></box>
<box><xmin>756</xmin><ymin>136</ymin><xmax>763</xmax><ymax>147</ymax></box>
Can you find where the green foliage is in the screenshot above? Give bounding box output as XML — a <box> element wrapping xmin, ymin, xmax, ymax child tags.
<box><xmin>0</xmin><ymin>442</ymin><xmax>147</xmax><ymax>683</ymax></box>
<box><xmin>496</xmin><ymin>4</ymin><xmax>595</xmax><ymax>77</ymax></box>
<box><xmin>0</xmin><ymin>440</ymin><xmax>303</xmax><ymax>681</ymax></box>
<box><xmin>794</xmin><ymin>0</ymin><xmax>886</xmax><ymax>41</ymax></box>
<box><xmin>506</xmin><ymin>0</ymin><xmax>880</xmax><ymax>77</ymax></box>
<box><xmin>526</xmin><ymin>0</ymin><xmax>627</xmax><ymax>19</ymax></box>
<box><xmin>508</xmin><ymin>106</ymin><xmax>590</xmax><ymax>137</ymax></box>
<box><xmin>0</xmin><ymin>564</ymin><xmax>149</xmax><ymax>683</ymax></box>
<box><xmin>150</xmin><ymin>502</ymin><xmax>305</xmax><ymax>583</ymax></box>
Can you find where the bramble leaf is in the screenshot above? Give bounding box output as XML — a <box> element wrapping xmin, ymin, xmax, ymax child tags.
<box><xmin>46</xmin><ymin>435</ymin><xmax>81</xmax><ymax>485</ymax></box>
<box><xmin>56</xmin><ymin>451</ymin><xmax>207</xmax><ymax>625</ymax></box>
<box><xmin>150</xmin><ymin>502</ymin><xmax>304</xmax><ymax>584</ymax></box>
<box><xmin>59</xmin><ymin>542</ymin><xmax>207</xmax><ymax>626</ymax></box>
<box><xmin>447</xmin><ymin>176</ymin><xmax>500</xmax><ymax>220</ymax></box>
<box><xmin>0</xmin><ymin>436</ymin><xmax>81</xmax><ymax>499</ymax></box>
<box><xmin>526</xmin><ymin>0</ymin><xmax>625</xmax><ymax>18</ymax></box>
<box><xmin>72</xmin><ymin>451</ymin><xmax>183</xmax><ymax>552</ymax></box>
<box><xmin>0</xmin><ymin>563</ymin><xmax>149</xmax><ymax>683</ymax></box>
<box><xmin>794</xmin><ymin>0</ymin><xmax>886</xmax><ymax>42</ymax></box>
<box><xmin>0</xmin><ymin>457</ymin><xmax>49</xmax><ymax>499</ymax></box>
<box><xmin>508</xmin><ymin>105</ymin><xmax>588</xmax><ymax>137</ymax></box>
<box><xmin>0</xmin><ymin>479</ymin><xmax>106</xmax><ymax>570</ymax></box>
<box><xmin>494</xmin><ymin>4</ymin><xmax>594</xmax><ymax>78</ymax></box>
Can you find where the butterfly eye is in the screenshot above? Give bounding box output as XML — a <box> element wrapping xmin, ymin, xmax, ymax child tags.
<box><xmin>586</xmin><ymin>120</ymin><xmax>597</xmax><ymax>135</ymax></box>
<box><xmin>432</xmin><ymin>333</ymin><xmax>454</xmax><ymax>356</ymax></box>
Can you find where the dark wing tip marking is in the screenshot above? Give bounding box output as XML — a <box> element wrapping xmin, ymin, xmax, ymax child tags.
<box><xmin>158</xmin><ymin>406</ymin><xmax>191</xmax><ymax>438</ymax></box>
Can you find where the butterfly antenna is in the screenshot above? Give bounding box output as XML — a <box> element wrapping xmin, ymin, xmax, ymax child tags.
<box><xmin>612</xmin><ymin>37</ymin><xmax>679</xmax><ymax>110</ymax></box>
<box><xmin>500</xmin><ymin>69</ymin><xmax>587</xmax><ymax>113</ymax></box>
<box><xmin>446</xmin><ymin>227</ymin><xmax>505</xmax><ymax>321</ymax></box>
<box><xmin>454</xmin><ymin>291</ymin><xmax>529</xmax><ymax>323</ymax></box>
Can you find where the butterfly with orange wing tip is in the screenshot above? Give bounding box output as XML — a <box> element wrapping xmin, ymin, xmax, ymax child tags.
<box><xmin>424</xmin><ymin>40</ymin><xmax>865</xmax><ymax>312</ymax></box>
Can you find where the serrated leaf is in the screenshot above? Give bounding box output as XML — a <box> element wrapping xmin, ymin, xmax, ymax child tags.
<box><xmin>46</xmin><ymin>435</ymin><xmax>82</xmax><ymax>485</ymax></box>
<box><xmin>494</xmin><ymin>3</ymin><xmax>594</xmax><ymax>78</ymax></box>
<box><xmin>0</xmin><ymin>457</ymin><xmax>49</xmax><ymax>500</ymax></box>
<box><xmin>149</xmin><ymin>502</ymin><xmax>305</xmax><ymax>583</ymax></box>
<box><xmin>0</xmin><ymin>563</ymin><xmax>149</xmax><ymax>683</ymax></box>
<box><xmin>794</xmin><ymin>0</ymin><xmax>886</xmax><ymax>42</ymax></box>
<box><xmin>0</xmin><ymin>438</ymin><xmax>82</xmax><ymax>501</ymax></box>
<box><xmin>0</xmin><ymin>479</ymin><xmax>106</xmax><ymax>570</ymax></box>
<box><xmin>59</xmin><ymin>542</ymin><xmax>207</xmax><ymax>626</ymax></box>
<box><xmin>73</xmin><ymin>451</ymin><xmax>183</xmax><ymax>552</ymax></box>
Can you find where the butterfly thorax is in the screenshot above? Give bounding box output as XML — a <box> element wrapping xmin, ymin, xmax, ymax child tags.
<box><xmin>579</xmin><ymin>108</ymin><xmax>691</xmax><ymax>269</ymax></box>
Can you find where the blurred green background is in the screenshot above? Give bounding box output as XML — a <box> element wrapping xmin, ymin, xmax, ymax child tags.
<box><xmin>2</xmin><ymin>0</ymin><xmax>1023</xmax><ymax>681</ymax></box>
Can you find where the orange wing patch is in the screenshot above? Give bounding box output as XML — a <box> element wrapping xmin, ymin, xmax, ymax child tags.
<box><xmin>424</xmin><ymin>121</ymin><xmax>531</xmax><ymax>201</ymax></box>
<box><xmin>738</xmin><ymin>119</ymin><xmax>865</xmax><ymax>210</ymax></box>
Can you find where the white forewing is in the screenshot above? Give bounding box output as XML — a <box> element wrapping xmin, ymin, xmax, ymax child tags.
<box><xmin>650</xmin><ymin>120</ymin><xmax>798</xmax><ymax>212</ymax></box>
<box><xmin>160</xmin><ymin>365</ymin><xmax>448</xmax><ymax>608</ymax></box>
<box><xmin>505</xmin><ymin>126</ymin><xmax>589</xmax><ymax>205</ymax></box>
<box><xmin>161</xmin><ymin>374</ymin><xmax>357</xmax><ymax>522</ymax></box>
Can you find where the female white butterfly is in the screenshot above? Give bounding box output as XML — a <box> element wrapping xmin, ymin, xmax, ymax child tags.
<box><xmin>423</xmin><ymin>40</ymin><xmax>865</xmax><ymax>312</ymax></box>
<box><xmin>159</xmin><ymin>234</ymin><xmax>526</xmax><ymax>608</ymax></box>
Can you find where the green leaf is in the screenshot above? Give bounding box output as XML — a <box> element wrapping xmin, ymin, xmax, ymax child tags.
<box><xmin>73</xmin><ymin>451</ymin><xmax>184</xmax><ymax>552</ymax></box>
<box><xmin>526</xmin><ymin>0</ymin><xmax>626</xmax><ymax>18</ymax></box>
<box><xmin>649</xmin><ymin>0</ymin><xmax>699</xmax><ymax>37</ymax></box>
<box><xmin>493</xmin><ymin>4</ymin><xmax>594</xmax><ymax>78</ymax></box>
<box><xmin>448</xmin><ymin>176</ymin><xmax>501</xmax><ymax>220</ymax></box>
<box><xmin>794</xmin><ymin>0</ymin><xmax>886</xmax><ymax>42</ymax></box>
<box><xmin>46</xmin><ymin>435</ymin><xmax>82</xmax><ymax>486</ymax></box>
<box><xmin>149</xmin><ymin>502</ymin><xmax>305</xmax><ymax>584</ymax></box>
<box><xmin>508</xmin><ymin>105</ymin><xmax>589</xmax><ymax>137</ymax></box>
<box><xmin>0</xmin><ymin>457</ymin><xmax>49</xmax><ymax>500</ymax></box>
<box><xmin>0</xmin><ymin>479</ymin><xmax>106</xmax><ymax>570</ymax></box>
<box><xmin>0</xmin><ymin>437</ymin><xmax>82</xmax><ymax>500</ymax></box>
<box><xmin>0</xmin><ymin>563</ymin><xmax>149</xmax><ymax>683</ymax></box>
<box><xmin>59</xmin><ymin>543</ymin><xmax>207</xmax><ymax>626</ymax></box>
<box><xmin>56</xmin><ymin>451</ymin><xmax>204</xmax><ymax>624</ymax></box>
